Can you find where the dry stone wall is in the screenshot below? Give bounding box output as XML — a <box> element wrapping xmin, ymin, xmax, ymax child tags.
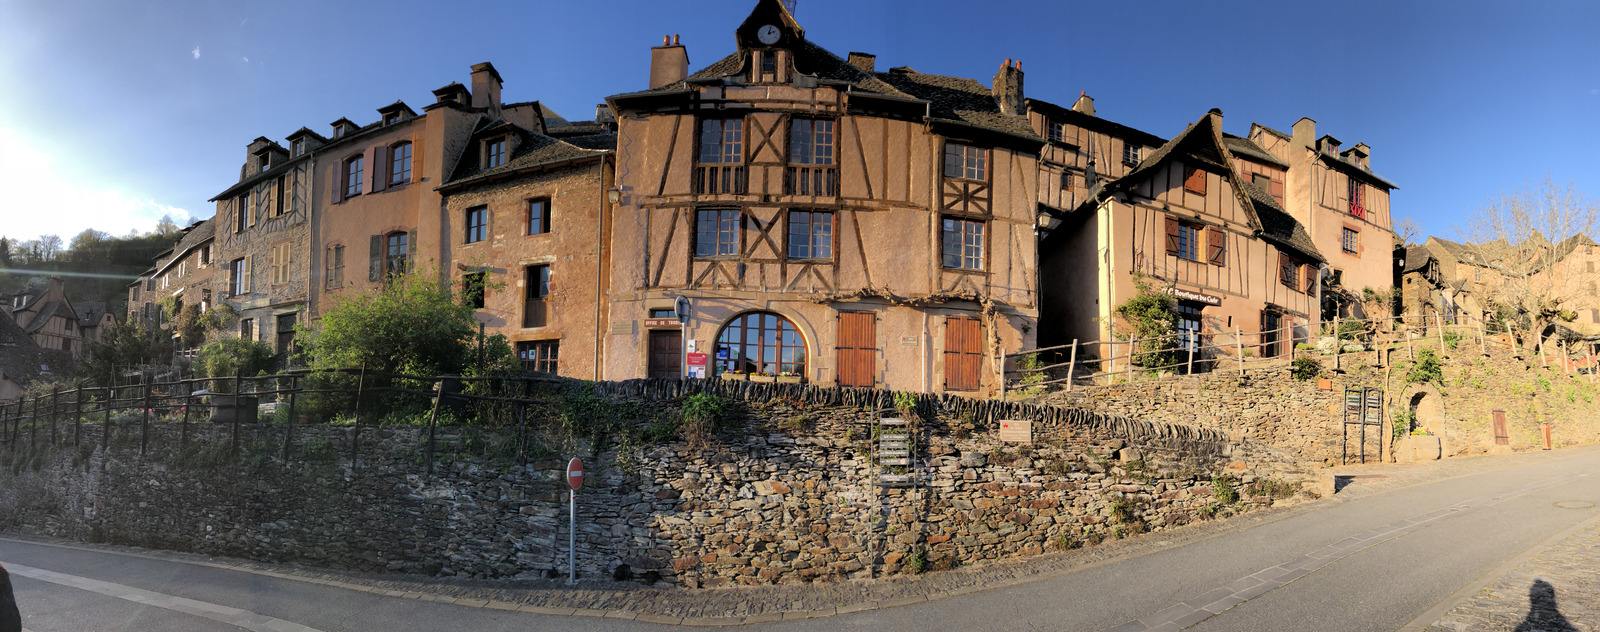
<box><xmin>0</xmin><ymin>381</ymin><xmax>1313</xmax><ymax>587</ymax></box>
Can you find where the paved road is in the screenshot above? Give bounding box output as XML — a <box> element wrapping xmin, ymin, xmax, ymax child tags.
<box><xmin>4</xmin><ymin>448</ymin><xmax>1597</xmax><ymax>632</ymax></box>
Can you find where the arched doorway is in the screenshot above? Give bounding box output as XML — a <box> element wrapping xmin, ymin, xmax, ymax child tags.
<box><xmin>1407</xmin><ymin>385</ymin><xmax>1444</xmax><ymax>434</ymax></box>
<box><xmin>713</xmin><ymin>312</ymin><xmax>808</xmax><ymax>378</ymax></box>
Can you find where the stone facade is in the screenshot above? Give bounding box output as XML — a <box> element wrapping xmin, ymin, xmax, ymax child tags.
<box><xmin>0</xmin><ymin>382</ymin><xmax>1310</xmax><ymax>586</ymax></box>
<box><xmin>127</xmin><ymin>220</ymin><xmax>218</xmax><ymax>352</ymax></box>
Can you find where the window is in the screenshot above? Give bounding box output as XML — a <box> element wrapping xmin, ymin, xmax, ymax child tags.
<box><xmin>789</xmin><ymin>119</ymin><xmax>834</xmax><ymax>166</ymax></box>
<box><xmin>1047</xmin><ymin>121</ymin><xmax>1066</xmax><ymax>143</ymax></box>
<box><xmin>1176</xmin><ymin>301</ymin><xmax>1204</xmax><ymax>362</ymax></box>
<box><xmin>1342</xmin><ymin>227</ymin><xmax>1359</xmax><ymax>254</ymax></box>
<box><xmin>518</xmin><ymin>340</ymin><xmax>560</xmax><ymax>374</ymax></box>
<box><xmin>344</xmin><ymin>155</ymin><xmax>364</xmax><ymax>197</ymax></box>
<box><xmin>1252</xmin><ymin>172</ymin><xmax>1272</xmax><ymax>190</ymax></box>
<box><xmin>239</xmin><ymin>318</ymin><xmax>254</xmax><ymax>341</ymax></box>
<box><xmin>234</xmin><ymin>195</ymin><xmax>248</xmax><ymax>233</ymax></box>
<box><xmin>229</xmin><ymin>257</ymin><xmax>247</xmax><ymax>296</ymax></box>
<box><xmin>463</xmin><ymin>272</ymin><xmax>486</xmax><ymax>309</ymax></box>
<box><xmin>1259</xmin><ymin>311</ymin><xmax>1281</xmax><ymax>358</ymax></box>
<box><xmin>465</xmin><ymin>206</ymin><xmax>488</xmax><ymax>243</ymax></box>
<box><xmin>787</xmin><ymin>211</ymin><xmax>833</xmax><ymax>259</ymax></box>
<box><xmin>527</xmin><ymin>198</ymin><xmax>550</xmax><ymax>235</ymax></box>
<box><xmin>1349</xmin><ymin>179</ymin><xmax>1366</xmax><ymax>217</ymax></box>
<box><xmin>713</xmin><ymin>311</ymin><xmax>807</xmax><ymax>376</ymax></box>
<box><xmin>486</xmin><ymin>137</ymin><xmax>507</xmax><ymax>169</ymax></box>
<box><xmin>1060</xmin><ymin>170</ymin><xmax>1073</xmax><ymax>191</ymax></box>
<box><xmin>270</xmin><ymin>242</ymin><xmax>291</xmax><ymax>284</ymax></box>
<box><xmin>1183</xmin><ymin>165</ymin><xmax>1207</xmax><ymax>195</ymax></box>
<box><xmin>292</xmin><ymin>139</ymin><xmax>305</xmax><ymax>156</ymax></box>
<box><xmin>941</xmin><ymin>217</ymin><xmax>985</xmax><ymax>270</ymax></box>
<box><xmin>695</xmin><ymin>209</ymin><xmax>741</xmax><ymax>257</ymax></box>
<box><xmin>648</xmin><ymin>308</ymin><xmax>676</xmax><ymax>319</ymax></box>
<box><xmin>942</xmin><ymin>143</ymin><xmax>986</xmax><ymax>180</ymax></box>
<box><xmin>199</xmin><ymin>244</ymin><xmax>211</xmax><ymax>265</ymax></box>
<box><xmin>385</xmin><ymin>233</ymin><xmax>408</xmax><ymax>276</ymax></box>
<box><xmin>761</xmin><ymin>52</ymin><xmax>776</xmax><ymax>75</ymax></box>
<box><xmin>1123</xmin><ymin>143</ymin><xmax>1141</xmax><ymax>166</ymax></box>
<box><xmin>325</xmin><ymin>245</ymin><xmax>344</xmax><ymax>289</ymax></box>
<box><xmin>1279</xmin><ymin>253</ymin><xmax>1301</xmax><ymax>291</ymax></box>
<box><xmin>260</xmin><ymin>155</ymin><xmax>270</xmax><ymax>172</ymax></box>
<box><xmin>523</xmin><ymin>265</ymin><xmax>550</xmax><ymax>328</ymax></box>
<box><xmin>275</xmin><ymin>313</ymin><xmax>297</xmax><ymax>359</ymax></box>
<box><xmin>1207</xmin><ymin>227</ymin><xmax>1226</xmax><ymax>266</ymax></box>
<box><xmin>384</xmin><ymin>112</ymin><xmax>400</xmax><ymax>125</ymax></box>
<box><xmin>1164</xmin><ymin>217</ymin><xmax>1202</xmax><ymax>262</ymax></box>
<box><xmin>699</xmin><ymin>119</ymin><xmax>744</xmax><ymax>164</ymax></box>
<box><xmin>390</xmin><ymin>142</ymin><xmax>412</xmax><ymax>185</ymax></box>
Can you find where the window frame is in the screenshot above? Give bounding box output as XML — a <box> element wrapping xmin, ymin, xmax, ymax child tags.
<box><xmin>1123</xmin><ymin>143</ymin><xmax>1141</xmax><ymax>166</ymax></box>
<box><xmin>695</xmin><ymin>208</ymin><xmax>742</xmax><ymax>258</ymax></box>
<box><xmin>229</xmin><ymin>257</ymin><xmax>247</xmax><ymax>297</ymax></box>
<box><xmin>526</xmin><ymin>198</ymin><xmax>550</xmax><ymax>235</ymax></box>
<box><xmin>940</xmin><ymin>216</ymin><xmax>986</xmax><ymax>271</ymax></box>
<box><xmin>698</xmin><ymin>118</ymin><xmax>745</xmax><ymax>165</ymax></box>
<box><xmin>517</xmin><ymin>339</ymin><xmax>559</xmax><ymax>374</ymax></box>
<box><xmin>465</xmin><ymin>206</ymin><xmax>489</xmax><ymax>244</ymax></box>
<box><xmin>942</xmin><ymin>142</ymin><xmax>987</xmax><ymax>181</ymax></box>
<box><xmin>344</xmin><ymin>155</ymin><xmax>364</xmax><ymax>198</ymax></box>
<box><xmin>462</xmin><ymin>271</ymin><xmax>487</xmax><ymax>309</ymax></box>
<box><xmin>523</xmin><ymin>264</ymin><xmax>551</xmax><ymax>328</ymax></box>
<box><xmin>788</xmin><ymin>118</ymin><xmax>835</xmax><ymax>166</ymax></box>
<box><xmin>389</xmin><ymin>141</ymin><xmax>412</xmax><ymax>185</ymax></box>
<box><xmin>712</xmin><ymin>311</ymin><xmax>808</xmax><ymax>377</ymax></box>
<box><xmin>325</xmin><ymin>244</ymin><xmax>344</xmax><ymax>289</ymax></box>
<box><xmin>384</xmin><ymin>232</ymin><xmax>409</xmax><ymax>277</ymax></box>
<box><xmin>1342</xmin><ymin>226</ymin><xmax>1360</xmax><ymax>254</ymax></box>
<box><xmin>485</xmin><ymin>137</ymin><xmax>508</xmax><ymax>169</ymax></box>
<box><xmin>786</xmin><ymin>210</ymin><xmax>834</xmax><ymax>260</ymax></box>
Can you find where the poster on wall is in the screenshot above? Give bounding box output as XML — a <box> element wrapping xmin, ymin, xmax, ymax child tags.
<box><xmin>686</xmin><ymin>365</ymin><xmax>706</xmax><ymax>378</ymax></box>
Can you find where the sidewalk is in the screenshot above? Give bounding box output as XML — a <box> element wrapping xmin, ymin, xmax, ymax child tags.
<box><xmin>1417</xmin><ymin>509</ymin><xmax>1600</xmax><ymax>631</ymax></box>
<box><xmin>3</xmin><ymin>445</ymin><xmax>1592</xmax><ymax>626</ymax></box>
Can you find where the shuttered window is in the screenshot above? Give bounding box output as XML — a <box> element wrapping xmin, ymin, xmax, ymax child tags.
<box><xmin>344</xmin><ymin>156</ymin><xmax>364</xmax><ymax>197</ymax></box>
<box><xmin>1183</xmin><ymin>165</ymin><xmax>1206</xmax><ymax>195</ymax></box>
<box><xmin>837</xmin><ymin>311</ymin><xmax>876</xmax><ymax>388</ymax></box>
<box><xmin>325</xmin><ymin>245</ymin><xmax>343</xmax><ymax>289</ymax></box>
<box><xmin>1278</xmin><ymin>253</ymin><xmax>1300</xmax><ymax>291</ymax></box>
<box><xmin>1207</xmin><ymin>227</ymin><xmax>1226</xmax><ymax>266</ymax></box>
<box><xmin>385</xmin><ymin>233</ymin><xmax>408</xmax><ymax>277</ymax></box>
<box><xmin>944</xmin><ymin>315</ymin><xmax>982</xmax><ymax>391</ymax></box>
<box><xmin>1165</xmin><ymin>216</ymin><xmax>1200</xmax><ymax>261</ymax></box>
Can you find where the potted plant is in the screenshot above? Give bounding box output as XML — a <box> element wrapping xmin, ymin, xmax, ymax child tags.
<box><xmin>777</xmin><ymin>371</ymin><xmax>803</xmax><ymax>384</ymax></box>
<box><xmin>198</xmin><ymin>338</ymin><xmax>273</xmax><ymax>423</ymax></box>
<box><xmin>750</xmin><ymin>372</ymin><xmax>777</xmax><ymax>383</ymax></box>
<box><xmin>721</xmin><ymin>370</ymin><xmax>748</xmax><ymax>382</ymax></box>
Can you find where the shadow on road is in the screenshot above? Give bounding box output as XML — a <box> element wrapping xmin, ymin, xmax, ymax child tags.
<box><xmin>1513</xmin><ymin>579</ymin><xmax>1576</xmax><ymax>632</ymax></box>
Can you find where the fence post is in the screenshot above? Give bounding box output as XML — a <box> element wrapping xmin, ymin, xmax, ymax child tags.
<box><xmin>1479</xmin><ymin>318</ymin><xmax>1487</xmax><ymax>355</ymax></box>
<box><xmin>31</xmin><ymin>394</ymin><xmax>40</xmax><ymax>445</ymax></box>
<box><xmin>351</xmin><ymin>366</ymin><xmax>364</xmax><ymax>469</ymax></box>
<box><xmin>140</xmin><ymin>378</ymin><xmax>151</xmax><ymax>456</ymax></box>
<box><xmin>425</xmin><ymin>379</ymin><xmax>443</xmax><ymax>477</ymax></box>
<box><xmin>102</xmin><ymin>386</ymin><xmax>112</xmax><ymax>449</ymax></box>
<box><xmin>181</xmin><ymin>380</ymin><xmax>192</xmax><ymax>449</ymax></box>
<box><xmin>1235</xmin><ymin>327</ymin><xmax>1244</xmax><ymax>374</ymax></box>
<box><xmin>1538</xmin><ymin>338</ymin><xmax>1547</xmax><ymax>368</ymax></box>
<box><xmin>232</xmin><ymin>370</ymin><xmax>243</xmax><ymax>455</ymax></box>
<box><xmin>1065</xmin><ymin>339</ymin><xmax>1078</xmax><ymax>392</ymax></box>
<box><xmin>283</xmin><ymin>374</ymin><xmax>297</xmax><ymax>466</ymax></box>
<box><xmin>518</xmin><ymin>402</ymin><xmax>528</xmax><ymax>468</ymax></box>
<box><xmin>1186</xmin><ymin>336</ymin><xmax>1196</xmax><ymax>375</ymax></box>
<box><xmin>73</xmin><ymin>387</ymin><xmax>83</xmax><ymax>447</ymax></box>
<box><xmin>50</xmin><ymin>386</ymin><xmax>59</xmax><ymax>446</ymax></box>
<box><xmin>1126</xmin><ymin>336</ymin><xmax>1136</xmax><ymax>383</ymax></box>
<box><xmin>353</xmin><ymin>363</ymin><xmax>367</xmax><ymax>425</ymax></box>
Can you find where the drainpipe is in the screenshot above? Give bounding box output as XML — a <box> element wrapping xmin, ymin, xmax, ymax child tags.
<box><xmin>594</xmin><ymin>158</ymin><xmax>613</xmax><ymax>381</ymax></box>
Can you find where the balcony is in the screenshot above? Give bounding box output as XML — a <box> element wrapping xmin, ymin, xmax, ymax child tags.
<box><xmin>784</xmin><ymin>165</ymin><xmax>837</xmax><ymax>197</ymax></box>
<box><xmin>693</xmin><ymin>165</ymin><xmax>746</xmax><ymax>195</ymax></box>
<box><xmin>1349</xmin><ymin>203</ymin><xmax>1366</xmax><ymax>220</ymax></box>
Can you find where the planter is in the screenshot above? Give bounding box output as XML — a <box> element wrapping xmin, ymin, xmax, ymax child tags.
<box><xmin>750</xmin><ymin>375</ymin><xmax>776</xmax><ymax>384</ymax></box>
<box><xmin>207</xmin><ymin>395</ymin><xmax>260</xmax><ymax>424</ymax></box>
<box><xmin>776</xmin><ymin>375</ymin><xmax>803</xmax><ymax>384</ymax></box>
<box><xmin>1396</xmin><ymin>435</ymin><xmax>1441</xmax><ymax>462</ymax></box>
<box><xmin>721</xmin><ymin>373</ymin><xmax>748</xmax><ymax>382</ymax></box>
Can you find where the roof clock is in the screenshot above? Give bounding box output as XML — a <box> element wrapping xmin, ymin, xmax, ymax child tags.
<box><xmin>757</xmin><ymin>24</ymin><xmax>781</xmax><ymax>45</ymax></box>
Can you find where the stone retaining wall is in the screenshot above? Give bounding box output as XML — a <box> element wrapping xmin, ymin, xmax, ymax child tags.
<box><xmin>0</xmin><ymin>381</ymin><xmax>1313</xmax><ymax>587</ymax></box>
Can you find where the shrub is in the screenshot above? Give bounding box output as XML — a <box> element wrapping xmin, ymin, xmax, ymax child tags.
<box><xmin>1291</xmin><ymin>356</ymin><xmax>1321</xmax><ymax>381</ymax></box>
<box><xmin>1406</xmin><ymin>348</ymin><xmax>1443</xmax><ymax>384</ymax></box>
<box><xmin>907</xmin><ymin>549</ymin><xmax>928</xmax><ymax>574</ymax></box>
<box><xmin>1442</xmin><ymin>329</ymin><xmax>1462</xmax><ymax>349</ymax></box>
<box><xmin>1211</xmin><ymin>474</ymin><xmax>1239</xmax><ymax>505</ymax></box>
<box><xmin>681</xmin><ymin>392</ymin><xmax>725</xmax><ymax>448</ymax></box>
<box><xmin>197</xmin><ymin>338</ymin><xmax>274</xmax><ymax>392</ymax></box>
<box><xmin>1112</xmin><ymin>273</ymin><xmax>1178</xmax><ymax>369</ymax></box>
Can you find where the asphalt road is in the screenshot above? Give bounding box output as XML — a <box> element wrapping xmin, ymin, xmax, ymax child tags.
<box><xmin>4</xmin><ymin>448</ymin><xmax>1597</xmax><ymax>632</ymax></box>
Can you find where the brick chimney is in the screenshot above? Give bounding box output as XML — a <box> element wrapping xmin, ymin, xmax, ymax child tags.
<box><xmin>469</xmin><ymin>62</ymin><xmax>503</xmax><ymax>115</ymax></box>
<box><xmin>1291</xmin><ymin>117</ymin><xmax>1316</xmax><ymax>152</ymax></box>
<box><xmin>1072</xmin><ymin>91</ymin><xmax>1095</xmax><ymax>116</ymax></box>
<box><xmin>847</xmin><ymin>52</ymin><xmax>875</xmax><ymax>73</ymax></box>
<box><xmin>992</xmin><ymin>59</ymin><xmax>1023</xmax><ymax>116</ymax></box>
<box><xmin>650</xmin><ymin>35</ymin><xmax>689</xmax><ymax>90</ymax></box>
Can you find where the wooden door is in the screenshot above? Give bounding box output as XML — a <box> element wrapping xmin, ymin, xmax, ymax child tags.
<box><xmin>648</xmin><ymin>330</ymin><xmax>682</xmax><ymax>379</ymax></box>
<box><xmin>944</xmin><ymin>315</ymin><xmax>982</xmax><ymax>391</ymax></box>
<box><xmin>837</xmin><ymin>311</ymin><xmax>877</xmax><ymax>388</ymax></box>
<box><xmin>1492</xmin><ymin>410</ymin><xmax>1509</xmax><ymax>445</ymax></box>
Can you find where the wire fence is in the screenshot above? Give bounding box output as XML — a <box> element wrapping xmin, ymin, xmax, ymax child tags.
<box><xmin>0</xmin><ymin>367</ymin><xmax>583</xmax><ymax>474</ymax></box>
<box><xmin>1003</xmin><ymin>308</ymin><xmax>1600</xmax><ymax>394</ymax></box>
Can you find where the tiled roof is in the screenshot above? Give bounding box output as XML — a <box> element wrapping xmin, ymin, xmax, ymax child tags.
<box><xmin>1402</xmin><ymin>245</ymin><xmax>1434</xmax><ymax>273</ymax></box>
<box><xmin>441</xmin><ymin>121</ymin><xmax>613</xmax><ymax>189</ymax></box>
<box><xmin>1245</xmin><ymin>181</ymin><xmax>1325</xmax><ymax>263</ymax></box>
<box><xmin>1025</xmin><ymin>98</ymin><xmax>1167</xmax><ymax>148</ymax></box>
<box><xmin>1222</xmin><ymin>134</ymin><xmax>1287</xmax><ymax>169</ymax></box>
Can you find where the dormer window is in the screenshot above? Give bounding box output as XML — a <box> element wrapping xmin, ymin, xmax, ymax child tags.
<box><xmin>292</xmin><ymin>139</ymin><xmax>305</xmax><ymax>156</ymax></box>
<box><xmin>334</xmin><ymin>126</ymin><xmax>345</xmax><ymax>138</ymax></box>
<box><xmin>762</xmin><ymin>51</ymin><xmax>776</xmax><ymax>75</ymax></box>
<box><xmin>384</xmin><ymin>112</ymin><xmax>400</xmax><ymax>125</ymax></box>
<box><xmin>1123</xmin><ymin>143</ymin><xmax>1141</xmax><ymax>166</ymax></box>
<box><xmin>259</xmin><ymin>155</ymin><xmax>270</xmax><ymax>172</ymax></box>
<box><xmin>485</xmin><ymin>137</ymin><xmax>507</xmax><ymax>169</ymax></box>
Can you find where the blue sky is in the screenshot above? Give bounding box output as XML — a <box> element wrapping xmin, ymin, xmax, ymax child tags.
<box><xmin>1</xmin><ymin>0</ymin><xmax>1596</xmax><ymax>244</ymax></box>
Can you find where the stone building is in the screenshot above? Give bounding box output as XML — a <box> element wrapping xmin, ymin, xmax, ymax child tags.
<box><xmin>437</xmin><ymin>119</ymin><xmax>616</xmax><ymax>379</ymax></box>
<box><xmin>1395</xmin><ymin>244</ymin><xmax>1444</xmax><ymax>324</ymax></box>
<box><xmin>1038</xmin><ymin>110</ymin><xmax>1325</xmax><ymax>363</ymax></box>
<box><xmin>1248</xmin><ymin>119</ymin><xmax>1399</xmax><ymax>319</ymax></box>
<box><xmin>2</xmin><ymin>276</ymin><xmax>87</xmax><ymax>357</ymax></box>
<box><xmin>1027</xmin><ymin>94</ymin><xmax>1166</xmax><ymax>231</ymax></box>
<box><xmin>126</xmin><ymin>220</ymin><xmax>217</xmax><ymax>352</ymax></box>
<box><xmin>602</xmin><ymin>0</ymin><xmax>1042</xmax><ymax>394</ymax></box>
<box><xmin>1427</xmin><ymin>233</ymin><xmax>1600</xmax><ymax>336</ymax></box>
<box><xmin>0</xmin><ymin>314</ymin><xmax>73</xmax><ymax>398</ymax></box>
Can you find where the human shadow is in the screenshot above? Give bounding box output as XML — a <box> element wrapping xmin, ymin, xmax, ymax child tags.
<box><xmin>1512</xmin><ymin>579</ymin><xmax>1577</xmax><ymax>632</ymax></box>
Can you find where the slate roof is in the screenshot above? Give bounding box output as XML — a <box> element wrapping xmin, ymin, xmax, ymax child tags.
<box><xmin>76</xmin><ymin>301</ymin><xmax>109</xmax><ymax>327</ymax></box>
<box><xmin>1401</xmin><ymin>245</ymin><xmax>1434</xmax><ymax>274</ymax></box>
<box><xmin>1322</xmin><ymin>150</ymin><xmax>1398</xmax><ymax>189</ymax></box>
<box><xmin>617</xmin><ymin>29</ymin><xmax>1036</xmax><ymax>141</ymax></box>
<box><xmin>440</xmin><ymin>121</ymin><xmax>614</xmax><ymax>190</ymax></box>
<box><xmin>0</xmin><ymin>313</ymin><xmax>72</xmax><ymax>386</ymax></box>
<box><xmin>1244</xmin><ymin>181</ymin><xmax>1325</xmax><ymax>263</ymax></box>
<box><xmin>1026</xmin><ymin>98</ymin><xmax>1167</xmax><ymax>148</ymax></box>
<box><xmin>1222</xmin><ymin>134</ymin><xmax>1288</xmax><ymax>169</ymax></box>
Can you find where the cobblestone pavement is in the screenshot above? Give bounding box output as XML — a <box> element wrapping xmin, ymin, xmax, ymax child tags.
<box><xmin>3</xmin><ymin>446</ymin><xmax>1594</xmax><ymax>627</ymax></box>
<box><xmin>1421</xmin><ymin>512</ymin><xmax>1600</xmax><ymax>632</ymax></box>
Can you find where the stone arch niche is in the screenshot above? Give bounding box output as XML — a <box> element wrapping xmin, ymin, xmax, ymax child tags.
<box><xmin>1405</xmin><ymin>382</ymin><xmax>1445</xmax><ymax>434</ymax></box>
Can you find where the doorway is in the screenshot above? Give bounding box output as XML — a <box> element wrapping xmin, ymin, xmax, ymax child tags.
<box><xmin>648</xmin><ymin>329</ymin><xmax>682</xmax><ymax>379</ymax></box>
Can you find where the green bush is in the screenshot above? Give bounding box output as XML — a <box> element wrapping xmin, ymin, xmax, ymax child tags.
<box><xmin>197</xmin><ymin>338</ymin><xmax>274</xmax><ymax>392</ymax></box>
<box><xmin>1442</xmin><ymin>329</ymin><xmax>1462</xmax><ymax>349</ymax></box>
<box><xmin>1112</xmin><ymin>273</ymin><xmax>1178</xmax><ymax>369</ymax></box>
<box><xmin>1211</xmin><ymin>474</ymin><xmax>1240</xmax><ymax>505</ymax></box>
<box><xmin>1291</xmin><ymin>356</ymin><xmax>1321</xmax><ymax>381</ymax></box>
<box><xmin>1406</xmin><ymin>348</ymin><xmax>1443</xmax><ymax>384</ymax></box>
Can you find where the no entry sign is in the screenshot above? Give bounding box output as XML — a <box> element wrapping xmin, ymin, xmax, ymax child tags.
<box><xmin>567</xmin><ymin>458</ymin><xmax>583</xmax><ymax>490</ymax></box>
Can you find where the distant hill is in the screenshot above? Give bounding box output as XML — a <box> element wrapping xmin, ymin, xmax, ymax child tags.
<box><xmin>1</xmin><ymin>221</ymin><xmax>194</xmax><ymax>319</ymax></box>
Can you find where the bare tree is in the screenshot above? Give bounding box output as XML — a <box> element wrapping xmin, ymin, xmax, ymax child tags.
<box><xmin>37</xmin><ymin>234</ymin><xmax>62</xmax><ymax>261</ymax></box>
<box><xmin>1454</xmin><ymin>177</ymin><xmax>1600</xmax><ymax>351</ymax></box>
<box><xmin>1394</xmin><ymin>216</ymin><xmax>1421</xmax><ymax>246</ymax></box>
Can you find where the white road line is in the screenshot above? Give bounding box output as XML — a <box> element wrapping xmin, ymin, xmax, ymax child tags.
<box><xmin>5</xmin><ymin>562</ymin><xmax>326</xmax><ymax>632</ymax></box>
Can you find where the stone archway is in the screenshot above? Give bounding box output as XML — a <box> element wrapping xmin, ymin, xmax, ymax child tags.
<box><xmin>1405</xmin><ymin>383</ymin><xmax>1445</xmax><ymax>435</ymax></box>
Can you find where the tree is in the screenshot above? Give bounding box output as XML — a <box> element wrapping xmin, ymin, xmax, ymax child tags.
<box><xmin>1453</xmin><ymin>178</ymin><xmax>1599</xmax><ymax>351</ymax></box>
<box><xmin>1394</xmin><ymin>216</ymin><xmax>1421</xmax><ymax>246</ymax></box>
<box><xmin>0</xmin><ymin>237</ymin><xmax>11</xmax><ymax>268</ymax></box>
<box><xmin>36</xmin><ymin>234</ymin><xmax>62</xmax><ymax>261</ymax></box>
<box><xmin>295</xmin><ymin>267</ymin><xmax>512</xmax><ymax>377</ymax></box>
<box><xmin>78</xmin><ymin>320</ymin><xmax>172</xmax><ymax>385</ymax></box>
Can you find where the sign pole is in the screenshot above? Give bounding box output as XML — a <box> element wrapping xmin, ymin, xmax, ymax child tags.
<box><xmin>676</xmin><ymin>297</ymin><xmax>691</xmax><ymax>380</ymax></box>
<box><xmin>566</xmin><ymin>457</ymin><xmax>583</xmax><ymax>586</ymax></box>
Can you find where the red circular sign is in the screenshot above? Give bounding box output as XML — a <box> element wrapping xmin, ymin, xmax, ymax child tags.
<box><xmin>567</xmin><ymin>458</ymin><xmax>583</xmax><ymax>490</ymax></box>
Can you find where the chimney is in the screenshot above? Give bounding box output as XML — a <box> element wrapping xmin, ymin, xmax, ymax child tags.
<box><xmin>470</xmin><ymin>62</ymin><xmax>503</xmax><ymax>114</ymax></box>
<box><xmin>1207</xmin><ymin>108</ymin><xmax>1224</xmax><ymax>127</ymax></box>
<box><xmin>847</xmin><ymin>52</ymin><xmax>875</xmax><ymax>73</ymax></box>
<box><xmin>992</xmin><ymin>59</ymin><xmax>1023</xmax><ymax>116</ymax></box>
<box><xmin>47</xmin><ymin>275</ymin><xmax>63</xmax><ymax>298</ymax></box>
<box><xmin>1291</xmin><ymin>117</ymin><xmax>1316</xmax><ymax>152</ymax></box>
<box><xmin>595</xmin><ymin>103</ymin><xmax>616</xmax><ymax>125</ymax></box>
<box><xmin>649</xmin><ymin>34</ymin><xmax>689</xmax><ymax>90</ymax></box>
<box><xmin>1072</xmin><ymin>91</ymin><xmax>1095</xmax><ymax>116</ymax></box>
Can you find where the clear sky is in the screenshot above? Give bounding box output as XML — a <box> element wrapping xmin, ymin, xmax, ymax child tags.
<box><xmin>1</xmin><ymin>0</ymin><xmax>1596</xmax><ymax>244</ymax></box>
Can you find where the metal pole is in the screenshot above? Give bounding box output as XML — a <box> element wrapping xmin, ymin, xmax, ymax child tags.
<box><xmin>569</xmin><ymin>488</ymin><xmax>577</xmax><ymax>586</ymax></box>
<box><xmin>1065</xmin><ymin>339</ymin><xmax>1078</xmax><ymax>392</ymax></box>
<box><xmin>73</xmin><ymin>387</ymin><xmax>82</xmax><ymax>447</ymax></box>
<box><xmin>283</xmin><ymin>374</ymin><xmax>296</xmax><ymax>465</ymax></box>
<box><xmin>425</xmin><ymin>379</ymin><xmax>443</xmax><ymax>477</ymax></box>
<box><xmin>102</xmin><ymin>387</ymin><xmax>111</xmax><ymax>449</ymax></box>
<box><xmin>141</xmin><ymin>378</ymin><xmax>150</xmax><ymax>456</ymax></box>
<box><xmin>50</xmin><ymin>386</ymin><xmax>59</xmax><ymax>446</ymax></box>
<box><xmin>1235</xmin><ymin>326</ymin><xmax>1244</xmax><ymax>374</ymax></box>
<box><xmin>352</xmin><ymin>364</ymin><xmax>366</xmax><ymax>468</ymax></box>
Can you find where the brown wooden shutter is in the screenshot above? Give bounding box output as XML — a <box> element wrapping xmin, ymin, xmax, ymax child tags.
<box><xmin>1278</xmin><ymin>252</ymin><xmax>1292</xmax><ymax>287</ymax></box>
<box><xmin>1164</xmin><ymin>216</ymin><xmax>1181</xmax><ymax>256</ymax></box>
<box><xmin>245</xmin><ymin>255</ymin><xmax>255</xmax><ymax>293</ymax></box>
<box><xmin>837</xmin><ymin>311</ymin><xmax>877</xmax><ymax>388</ymax></box>
<box><xmin>1207</xmin><ymin>227</ymin><xmax>1226</xmax><ymax>266</ymax></box>
<box><xmin>943</xmin><ymin>315</ymin><xmax>982</xmax><ymax>391</ymax></box>
<box><xmin>369</xmin><ymin>235</ymin><xmax>382</xmax><ymax>281</ymax></box>
<box><xmin>1183</xmin><ymin>165</ymin><xmax>1206</xmax><ymax>195</ymax></box>
<box><xmin>1303</xmin><ymin>263</ymin><xmax>1318</xmax><ymax>294</ymax></box>
<box><xmin>333</xmin><ymin>166</ymin><xmax>346</xmax><ymax>204</ymax></box>
<box><xmin>372</xmin><ymin>145</ymin><xmax>389</xmax><ymax>192</ymax></box>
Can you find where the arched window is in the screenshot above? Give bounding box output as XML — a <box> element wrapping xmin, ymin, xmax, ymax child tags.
<box><xmin>714</xmin><ymin>312</ymin><xmax>806</xmax><ymax>377</ymax></box>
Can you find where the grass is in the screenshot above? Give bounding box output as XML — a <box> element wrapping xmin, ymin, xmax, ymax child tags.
<box><xmin>1211</xmin><ymin>474</ymin><xmax>1240</xmax><ymax>505</ymax></box>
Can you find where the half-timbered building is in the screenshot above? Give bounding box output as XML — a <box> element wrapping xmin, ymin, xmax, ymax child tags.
<box><xmin>1039</xmin><ymin>110</ymin><xmax>1325</xmax><ymax>363</ymax></box>
<box><xmin>603</xmin><ymin>0</ymin><xmax>1041</xmax><ymax>393</ymax></box>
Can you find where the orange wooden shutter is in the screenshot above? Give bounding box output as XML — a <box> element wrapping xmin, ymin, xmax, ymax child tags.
<box><xmin>944</xmin><ymin>315</ymin><xmax>982</xmax><ymax>391</ymax></box>
<box><xmin>1278</xmin><ymin>252</ymin><xmax>1292</xmax><ymax>287</ymax></box>
<box><xmin>1207</xmin><ymin>227</ymin><xmax>1226</xmax><ymax>266</ymax></box>
<box><xmin>837</xmin><ymin>311</ymin><xmax>877</xmax><ymax>388</ymax></box>
<box><xmin>1183</xmin><ymin>165</ymin><xmax>1206</xmax><ymax>195</ymax></box>
<box><xmin>1165</xmin><ymin>216</ymin><xmax>1181</xmax><ymax>256</ymax></box>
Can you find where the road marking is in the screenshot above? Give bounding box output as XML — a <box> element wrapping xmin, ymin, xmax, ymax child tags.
<box><xmin>1104</xmin><ymin>470</ymin><xmax>1593</xmax><ymax>631</ymax></box>
<box><xmin>5</xmin><ymin>562</ymin><xmax>326</xmax><ymax>632</ymax></box>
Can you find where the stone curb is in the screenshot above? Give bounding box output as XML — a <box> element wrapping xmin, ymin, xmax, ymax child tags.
<box><xmin>2</xmin><ymin>446</ymin><xmax>1592</xmax><ymax>626</ymax></box>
